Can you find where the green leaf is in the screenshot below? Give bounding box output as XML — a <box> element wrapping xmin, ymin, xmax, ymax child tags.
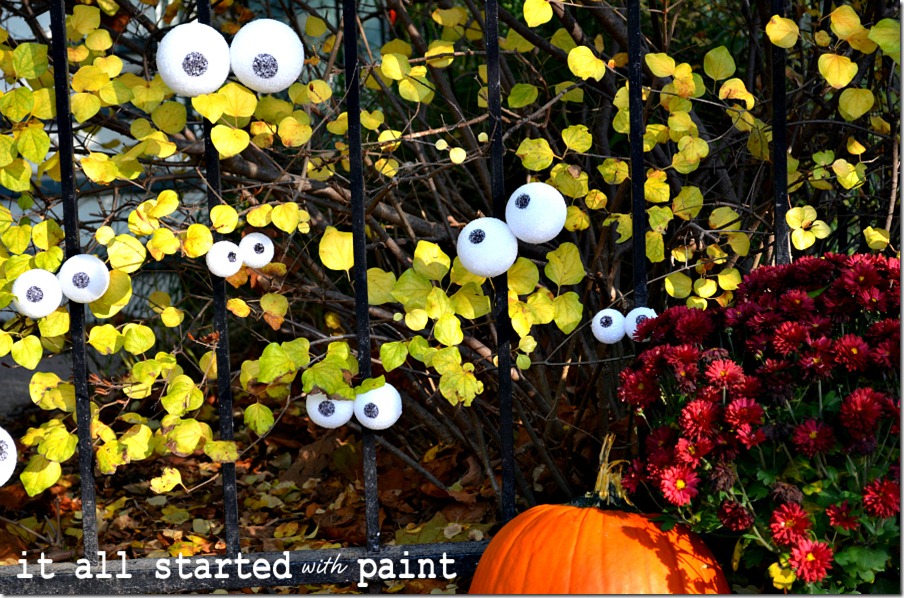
<box><xmin>367</xmin><ymin>268</ymin><xmax>397</xmax><ymax>305</ymax></box>
<box><xmin>425</xmin><ymin>287</ymin><xmax>454</xmax><ymax>319</ymax></box>
<box><xmin>244</xmin><ymin>403</ymin><xmax>275</xmax><ymax>436</ymax></box>
<box><xmin>703</xmin><ymin>45</ymin><xmax>736</xmax><ymax>81</ymax></box>
<box><xmin>380</xmin><ymin>341</ymin><xmax>409</xmax><ymax>372</ymax></box>
<box><xmin>413</xmin><ymin>241</ymin><xmax>451</xmax><ymax>281</ymax></box>
<box><xmin>16</xmin><ymin>125</ymin><xmax>51</xmax><ymax>164</ymax></box>
<box><xmin>281</xmin><ymin>337</ymin><xmax>310</xmax><ymax>369</ymax></box>
<box><xmin>122</xmin><ymin>323</ymin><xmax>155</xmax><ymax>355</ymax></box>
<box><xmin>450</xmin><ymin>283</ymin><xmax>490</xmax><ymax>319</ymax></box>
<box><xmin>552</xmin><ymin>292</ymin><xmax>583</xmax><ymax>334</ymax></box>
<box><xmin>438</xmin><ymin>363</ymin><xmax>483</xmax><ymax>407</ymax></box>
<box><xmin>165</xmin><ymin>418</ymin><xmax>203</xmax><ymax>457</ymax></box>
<box><xmin>149</xmin><ymin>467</ymin><xmax>183</xmax><ymax>493</ymax></box>
<box><xmin>12</xmin><ymin>335</ymin><xmax>42</xmax><ymax>370</ymax></box>
<box><xmin>161</xmin><ymin>375</ymin><xmax>203</xmax><ymax>416</ymax></box>
<box><xmin>258</xmin><ymin>343</ymin><xmax>298</xmax><ymax>384</ymax></box>
<box><xmin>544</xmin><ymin>242</ymin><xmax>585</xmax><ymax>287</ymax></box>
<box><xmin>507</xmin><ymin>83</ymin><xmax>539</xmax><ymax>109</ymax></box>
<box><xmin>391</xmin><ymin>269</ymin><xmax>433</xmax><ymax>310</ymax></box>
<box><xmin>508</xmin><ymin>257</ymin><xmax>539</xmax><ymax>295</ymax></box>
<box><xmin>868</xmin><ymin>19</ymin><xmax>900</xmax><ymax>63</ymax></box>
<box><xmin>434</xmin><ymin>313</ymin><xmax>463</xmax><ymax>347</ymax></box>
<box><xmin>20</xmin><ymin>454</ymin><xmax>61</xmax><ymax>496</ymax></box>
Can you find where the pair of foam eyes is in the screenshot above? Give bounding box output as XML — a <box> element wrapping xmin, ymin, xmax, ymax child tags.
<box><xmin>591</xmin><ymin>306</ymin><xmax>657</xmax><ymax>343</ymax></box>
<box><xmin>306</xmin><ymin>384</ymin><xmax>403</xmax><ymax>431</ymax></box>
<box><xmin>156</xmin><ymin>19</ymin><xmax>305</xmax><ymax>97</ymax></box>
<box><xmin>12</xmin><ymin>255</ymin><xmax>111</xmax><ymax>319</ymax></box>
<box><xmin>457</xmin><ymin>183</ymin><xmax>567</xmax><ymax>279</ymax></box>
<box><xmin>206</xmin><ymin>233</ymin><xmax>275</xmax><ymax>277</ymax></box>
<box><xmin>0</xmin><ymin>425</ymin><xmax>16</xmax><ymax>487</ymax></box>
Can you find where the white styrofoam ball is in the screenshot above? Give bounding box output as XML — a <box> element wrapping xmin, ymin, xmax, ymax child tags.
<box><xmin>624</xmin><ymin>306</ymin><xmax>657</xmax><ymax>341</ymax></box>
<box><xmin>505</xmin><ymin>182</ymin><xmax>567</xmax><ymax>244</ymax></box>
<box><xmin>456</xmin><ymin>217</ymin><xmax>518</xmax><ymax>278</ymax></box>
<box><xmin>306</xmin><ymin>393</ymin><xmax>354</xmax><ymax>429</ymax></box>
<box><xmin>12</xmin><ymin>269</ymin><xmax>63</xmax><ymax>319</ymax></box>
<box><xmin>354</xmin><ymin>383</ymin><xmax>403</xmax><ymax>431</ymax></box>
<box><xmin>239</xmin><ymin>232</ymin><xmax>274</xmax><ymax>268</ymax></box>
<box><xmin>57</xmin><ymin>254</ymin><xmax>110</xmax><ymax>303</ymax></box>
<box><xmin>591</xmin><ymin>308</ymin><xmax>626</xmax><ymax>344</ymax></box>
<box><xmin>0</xmin><ymin>426</ymin><xmax>16</xmax><ymax>487</ymax></box>
<box><xmin>230</xmin><ymin>19</ymin><xmax>305</xmax><ymax>94</ymax></box>
<box><xmin>156</xmin><ymin>22</ymin><xmax>230</xmax><ymax>97</ymax></box>
<box><xmin>206</xmin><ymin>241</ymin><xmax>243</xmax><ymax>277</ymax></box>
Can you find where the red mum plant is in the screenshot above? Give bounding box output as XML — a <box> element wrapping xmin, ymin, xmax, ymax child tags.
<box><xmin>616</xmin><ymin>254</ymin><xmax>900</xmax><ymax>593</ymax></box>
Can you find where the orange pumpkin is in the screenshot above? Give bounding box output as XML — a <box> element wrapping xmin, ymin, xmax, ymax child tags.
<box><xmin>469</xmin><ymin>436</ymin><xmax>729</xmax><ymax>594</ymax></box>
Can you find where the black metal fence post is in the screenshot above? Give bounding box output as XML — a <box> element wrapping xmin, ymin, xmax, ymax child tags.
<box><xmin>627</xmin><ymin>0</ymin><xmax>648</xmax><ymax>306</ymax></box>
<box><xmin>196</xmin><ymin>0</ymin><xmax>241</xmax><ymax>558</ymax></box>
<box><xmin>771</xmin><ymin>0</ymin><xmax>791</xmax><ymax>265</ymax></box>
<box><xmin>49</xmin><ymin>0</ymin><xmax>99</xmax><ymax>566</ymax></box>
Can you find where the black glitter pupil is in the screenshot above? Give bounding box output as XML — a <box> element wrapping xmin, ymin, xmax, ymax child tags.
<box><xmin>252</xmin><ymin>53</ymin><xmax>279</xmax><ymax>79</ymax></box>
<box><xmin>600</xmin><ymin>315</ymin><xmax>613</xmax><ymax>328</ymax></box>
<box><xmin>25</xmin><ymin>286</ymin><xmax>43</xmax><ymax>303</ymax></box>
<box><xmin>515</xmin><ymin>194</ymin><xmax>531</xmax><ymax>209</ymax></box>
<box><xmin>363</xmin><ymin>403</ymin><xmax>379</xmax><ymax>419</ymax></box>
<box><xmin>636</xmin><ymin>315</ymin><xmax>648</xmax><ymax>324</ymax></box>
<box><xmin>227</xmin><ymin>252</ymin><xmax>237</xmax><ymax>263</ymax></box>
<box><xmin>72</xmin><ymin>272</ymin><xmax>90</xmax><ymax>289</ymax></box>
<box><xmin>182</xmin><ymin>52</ymin><xmax>208</xmax><ymax>77</ymax></box>
<box><xmin>254</xmin><ymin>243</ymin><xmax>265</xmax><ymax>254</ymax></box>
<box><xmin>0</xmin><ymin>440</ymin><xmax>7</xmax><ymax>461</ymax></box>
<box><xmin>317</xmin><ymin>401</ymin><xmax>335</xmax><ymax>417</ymax></box>
<box><xmin>468</xmin><ymin>229</ymin><xmax>486</xmax><ymax>244</ymax></box>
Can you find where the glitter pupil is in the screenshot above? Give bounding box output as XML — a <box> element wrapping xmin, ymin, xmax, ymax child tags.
<box><xmin>0</xmin><ymin>440</ymin><xmax>7</xmax><ymax>461</ymax></box>
<box><xmin>468</xmin><ymin>229</ymin><xmax>486</xmax><ymax>244</ymax></box>
<box><xmin>254</xmin><ymin>243</ymin><xmax>265</xmax><ymax>254</ymax></box>
<box><xmin>72</xmin><ymin>272</ymin><xmax>90</xmax><ymax>289</ymax></box>
<box><xmin>600</xmin><ymin>315</ymin><xmax>613</xmax><ymax>328</ymax></box>
<box><xmin>227</xmin><ymin>252</ymin><xmax>237</xmax><ymax>263</ymax></box>
<box><xmin>25</xmin><ymin>286</ymin><xmax>43</xmax><ymax>303</ymax></box>
<box><xmin>636</xmin><ymin>314</ymin><xmax>648</xmax><ymax>324</ymax></box>
<box><xmin>515</xmin><ymin>193</ymin><xmax>531</xmax><ymax>209</ymax></box>
<box><xmin>317</xmin><ymin>400</ymin><xmax>335</xmax><ymax>417</ymax></box>
<box><xmin>182</xmin><ymin>52</ymin><xmax>209</xmax><ymax>77</ymax></box>
<box><xmin>363</xmin><ymin>403</ymin><xmax>379</xmax><ymax>419</ymax></box>
<box><xmin>252</xmin><ymin>54</ymin><xmax>279</xmax><ymax>79</ymax></box>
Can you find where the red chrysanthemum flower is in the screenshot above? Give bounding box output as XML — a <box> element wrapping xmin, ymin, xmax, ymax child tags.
<box><xmin>834</xmin><ymin>334</ymin><xmax>870</xmax><ymax>372</ymax></box>
<box><xmin>826</xmin><ymin>500</ymin><xmax>858</xmax><ymax>531</ymax></box>
<box><xmin>791</xmin><ymin>419</ymin><xmax>835</xmax><ymax>457</ymax></box>
<box><xmin>724</xmin><ymin>398</ymin><xmax>765</xmax><ymax>428</ymax></box>
<box><xmin>789</xmin><ymin>539</ymin><xmax>834</xmax><ymax>583</ymax></box>
<box><xmin>617</xmin><ymin>368</ymin><xmax>660</xmax><ymax>409</ymax></box>
<box><xmin>621</xmin><ymin>459</ymin><xmax>646</xmax><ymax>494</ymax></box>
<box><xmin>840</xmin><ymin>388</ymin><xmax>886</xmax><ymax>440</ymax></box>
<box><xmin>778</xmin><ymin>288</ymin><xmax>816</xmax><ymax>318</ymax></box>
<box><xmin>705</xmin><ymin>359</ymin><xmax>745</xmax><ymax>390</ymax></box>
<box><xmin>773</xmin><ymin>321</ymin><xmax>809</xmax><ymax>356</ymax></box>
<box><xmin>645</xmin><ymin>426</ymin><xmax>677</xmax><ymax>469</ymax></box>
<box><xmin>718</xmin><ymin>500</ymin><xmax>754</xmax><ymax>531</ymax></box>
<box><xmin>665</xmin><ymin>344</ymin><xmax>700</xmax><ymax>391</ymax></box>
<box><xmin>769</xmin><ymin>502</ymin><xmax>812</xmax><ymax>546</ymax></box>
<box><xmin>659</xmin><ymin>464</ymin><xmax>699</xmax><ymax>506</ymax></box>
<box><xmin>801</xmin><ymin>314</ymin><xmax>833</xmax><ymax>338</ymax></box>
<box><xmin>798</xmin><ymin>337</ymin><xmax>835</xmax><ymax>379</ymax></box>
<box><xmin>866</xmin><ymin>318</ymin><xmax>900</xmax><ymax>343</ymax></box>
<box><xmin>871</xmin><ymin>338</ymin><xmax>899</xmax><ymax>370</ymax></box>
<box><xmin>673</xmin><ymin>308</ymin><xmax>717</xmax><ymax>344</ymax></box>
<box><xmin>676</xmin><ymin>437</ymin><xmax>713</xmax><ymax>468</ymax></box>
<box><xmin>748</xmin><ymin>311</ymin><xmax>784</xmax><ymax>333</ymax></box>
<box><xmin>679</xmin><ymin>400</ymin><xmax>722</xmax><ymax>440</ymax></box>
<box><xmin>736</xmin><ymin>423</ymin><xmax>766</xmax><ymax>449</ymax></box>
<box><xmin>863</xmin><ymin>478</ymin><xmax>900</xmax><ymax>519</ymax></box>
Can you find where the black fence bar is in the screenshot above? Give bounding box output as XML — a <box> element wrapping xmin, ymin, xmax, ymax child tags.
<box><xmin>49</xmin><ymin>0</ymin><xmax>100</xmax><ymax>566</ymax></box>
<box><xmin>627</xmin><ymin>0</ymin><xmax>648</xmax><ymax>307</ymax></box>
<box><xmin>0</xmin><ymin>541</ymin><xmax>489</xmax><ymax>594</ymax></box>
<box><xmin>196</xmin><ymin>0</ymin><xmax>241</xmax><ymax>558</ymax></box>
<box><xmin>484</xmin><ymin>0</ymin><xmax>516</xmax><ymax>523</ymax></box>
<box><xmin>342</xmin><ymin>0</ymin><xmax>381</xmax><ymax>554</ymax></box>
<box><xmin>771</xmin><ymin>0</ymin><xmax>791</xmax><ymax>265</ymax></box>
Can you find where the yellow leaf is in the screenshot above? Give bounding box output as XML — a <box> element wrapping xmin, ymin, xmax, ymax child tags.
<box><xmin>147</xmin><ymin>228</ymin><xmax>180</xmax><ymax>261</ymax></box>
<box><xmin>71</xmin><ymin>92</ymin><xmax>101</xmax><ymax>123</ymax></box>
<box><xmin>838</xmin><ymin>88</ymin><xmax>874</xmax><ymax>121</ymax></box>
<box><xmin>191</xmin><ymin>93</ymin><xmax>227</xmax><ymax>123</ymax></box>
<box><xmin>151</xmin><ymin>102</ymin><xmax>187</xmax><ymax>135</ymax></box>
<box><xmin>72</xmin><ymin>65</ymin><xmax>109</xmax><ymax>92</ymax></box>
<box><xmin>305</xmin><ymin>16</ymin><xmax>327</xmax><ymax>37</ymax></box>
<box><xmin>694</xmin><ymin>277</ymin><xmax>718</xmax><ymax>298</ymax></box>
<box><xmin>367</xmin><ymin>268</ymin><xmax>397</xmax><ymax>305</ymax></box>
<box><xmin>645</xmin><ymin>231</ymin><xmax>665</xmax><ymax>262</ymax></box>
<box><xmin>374</xmin><ymin>158</ymin><xmax>399</xmax><ymax>178</ymax></box>
<box><xmin>414</xmin><ymin>241</ymin><xmax>451</xmax><ymax>281</ymax></box>
<box><xmin>568</xmin><ymin>46</ymin><xmax>606</xmax><ymax>81</ymax></box>
<box><xmin>107</xmin><ymin>234</ymin><xmax>146</xmax><ymax>273</ymax></box>
<box><xmin>425</xmin><ymin>40</ymin><xmax>455</xmax><ymax>68</ymax></box>
<box><xmin>277</xmin><ymin>116</ymin><xmax>313</xmax><ymax>148</ymax></box>
<box><xmin>552</xmin><ymin>292</ymin><xmax>583</xmax><ymax>334</ymax></box>
<box><xmin>710</xmin><ymin>206</ymin><xmax>741</xmax><ymax>231</ymax></box>
<box><xmin>160</xmin><ymin>307</ymin><xmax>184</xmax><ymax>327</ymax></box>
<box><xmin>523</xmin><ymin>0</ymin><xmax>552</xmax><ymax>27</ymax></box>
<box><xmin>765</xmin><ymin>15</ymin><xmax>799</xmax><ymax>48</ymax></box>
<box><xmin>182</xmin><ymin>223</ymin><xmax>213</xmax><ymax>258</ymax></box>
<box><xmin>665</xmin><ymin>271</ymin><xmax>693</xmax><ymax>298</ymax></box>
<box><xmin>319</xmin><ymin>226</ymin><xmax>354</xmax><ymax>272</ymax></box>
<box><xmin>544</xmin><ymin>242</ymin><xmax>584</xmax><ymax>287</ymax></box>
<box><xmin>564</xmin><ymin>206</ymin><xmax>590</xmax><ymax>231</ymax></box>
<box><xmin>218</xmin><ymin>82</ymin><xmax>257</xmax><ymax>118</ymax></box>
<box><xmin>863</xmin><ymin>226</ymin><xmax>890</xmax><ymax>251</ymax></box>
<box><xmin>718</xmin><ymin>78</ymin><xmax>755</xmax><ymax>110</ymax></box>
<box><xmin>645</xmin><ymin>53</ymin><xmax>675</xmax><ymax>77</ymax></box>
<box><xmin>381</xmin><ymin>54</ymin><xmax>411</xmax><ymax>81</ymax></box>
<box><xmin>449</xmin><ymin>147</ymin><xmax>467</xmax><ymax>164</ymax></box>
<box><xmin>149</xmin><ymin>189</ymin><xmax>179</xmax><ymax>218</ymax></box>
<box><xmin>70</xmin><ymin>5</ymin><xmax>101</xmax><ymax>36</ymax></box>
<box><xmin>86</xmin><ymin>29</ymin><xmax>112</xmax><ymax>52</ymax></box>
<box><xmin>673</xmin><ymin>186</ymin><xmax>704</xmax><ymax>220</ymax></box>
<box><xmin>306</xmin><ymin>80</ymin><xmax>332</xmax><ymax>104</ymax></box>
<box><xmin>227</xmin><ymin>298</ymin><xmax>251</xmax><ymax>317</ymax></box>
<box><xmin>211</xmin><ymin>125</ymin><xmax>249</xmax><ymax>159</ymax></box>
<box><xmin>12</xmin><ymin>335</ymin><xmax>43</xmax><ymax>370</ymax></box>
<box><xmin>829</xmin><ymin>5</ymin><xmax>862</xmax><ymax>41</ymax></box>
<box><xmin>515</xmin><ymin>138</ymin><xmax>554</xmax><ymax>171</ymax></box>
<box><xmin>717</xmin><ymin>267</ymin><xmax>742</xmax><ymax>291</ymax></box>
<box><xmin>644</xmin><ymin>171</ymin><xmax>670</xmax><ymax>204</ymax></box>
<box><xmin>210</xmin><ymin>205</ymin><xmax>238</xmax><ymax>234</ymax></box>
<box><xmin>246</xmin><ymin>204</ymin><xmax>273</xmax><ymax>227</ymax></box>
<box><xmin>585</xmin><ymin>189</ymin><xmax>607</xmax><ymax>210</ymax></box>
<box><xmin>562</xmin><ymin>124</ymin><xmax>592</xmax><ymax>153</ymax></box>
<box><xmin>703</xmin><ymin>45</ymin><xmax>736</xmax><ymax>81</ymax></box>
<box><xmin>95</xmin><ymin>225</ymin><xmax>115</xmax><ymax>245</ymax></box>
<box><xmin>90</xmin><ymin>269</ymin><xmax>132</xmax><ymax>319</ymax></box>
<box><xmin>360</xmin><ymin>110</ymin><xmax>384</xmax><ymax>131</ymax></box>
<box><xmin>271</xmin><ymin>203</ymin><xmax>300</xmax><ymax>233</ymax></box>
<box><xmin>818</xmin><ymin>54</ymin><xmax>858</xmax><ymax>89</ymax></box>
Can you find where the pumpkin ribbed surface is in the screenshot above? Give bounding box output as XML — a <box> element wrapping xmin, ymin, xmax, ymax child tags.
<box><xmin>469</xmin><ymin>504</ymin><xmax>729</xmax><ymax>594</ymax></box>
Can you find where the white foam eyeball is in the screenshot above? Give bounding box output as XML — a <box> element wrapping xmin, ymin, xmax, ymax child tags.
<box><xmin>57</xmin><ymin>254</ymin><xmax>110</xmax><ymax>304</ymax></box>
<box><xmin>239</xmin><ymin>232</ymin><xmax>275</xmax><ymax>269</ymax></box>
<box><xmin>354</xmin><ymin>383</ymin><xmax>403</xmax><ymax>431</ymax></box>
<box><xmin>505</xmin><ymin>182</ymin><xmax>567</xmax><ymax>244</ymax></box>
<box><xmin>206</xmin><ymin>241</ymin><xmax>243</xmax><ymax>277</ymax></box>
<box><xmin>624</xmin><ymin>306</ymin><xmax>657</xmax><ymax>341</ymax></box>
<box><xmin>591</xmin><ymin>308</ymin><xmax>626</xmax><ymax>344</ymax></box>
<box><xmin>0</xmin><ymin>425</ymin><xmax>17</xmax><ymax>487</ymax></box>
<box><xmin>12</xmin><ymin>269</ymin><xmax>63</xmax><ymax>319</ymax></box>
<box><xmin>306</xmin><ymin>393</ymin><xmax>354</xmax><ymax>429</ymax></box>
<box><xmin>230</xmin><ymin>19</ymin><xmax>305</xmax><ymax>94</ymax></box>
<box><xmin>156</xmin><ymin>22</ymin><xmax>230</xmax><ymax>97</ymax></box>
<box><xmin>456</xmin><ymin>217</ymin><xmax>518</xmax><ymax>278</ymax></box>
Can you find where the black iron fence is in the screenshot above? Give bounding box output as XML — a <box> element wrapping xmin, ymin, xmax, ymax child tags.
<box><xmin>0</xmin><ymin>0</ymin><xmax>791</xmax><ymax>592</ymax></box>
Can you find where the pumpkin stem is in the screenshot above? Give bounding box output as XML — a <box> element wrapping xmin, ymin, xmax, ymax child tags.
<box><xmin>590</xmin><ymin>434</ymin><xmax>634</xmax><ymax>508</ymax></box>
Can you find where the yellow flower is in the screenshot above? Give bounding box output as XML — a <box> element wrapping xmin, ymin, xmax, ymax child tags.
<box><xmin>786</xmin><ymin>205</ymin><xmax>831</xmax><ymax>250</ymax></box>
<box><xmin>768</xmin><ymin>560</ymin><xmax>797</xmax><ymax>590</ymax></box>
